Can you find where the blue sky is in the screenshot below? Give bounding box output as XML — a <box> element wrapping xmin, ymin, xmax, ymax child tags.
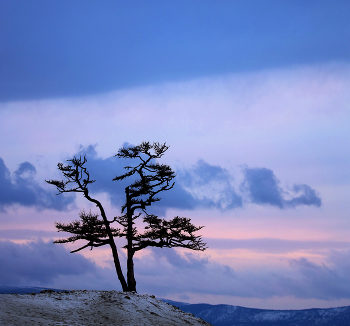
<box><xmin>0</xmin><ymin>1</ymin><xmax>350</xmax><ymax>310</ymax></box>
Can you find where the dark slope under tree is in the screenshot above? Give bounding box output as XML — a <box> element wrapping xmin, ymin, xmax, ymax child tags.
<box><xmin>46</xmin><ymin>141</ymin><xmax>206</xmax><ymax>292</ymax></box>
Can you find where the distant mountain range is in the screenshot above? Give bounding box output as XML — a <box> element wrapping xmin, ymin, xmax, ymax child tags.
<box><xmin>2</xmin><ymin>286</ymin><xmax>350</xmax><ymax>326</ymax></box>
<box><xmin>161</xmin><ymin>299</ymin><xmax>350</xmax><ymax>326</ymax></box>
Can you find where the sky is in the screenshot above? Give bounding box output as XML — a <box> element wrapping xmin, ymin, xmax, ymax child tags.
<box><xmin>0</xmin><ymin>0</ymin><xmax>350</xmax><ymax>310</ymax></box>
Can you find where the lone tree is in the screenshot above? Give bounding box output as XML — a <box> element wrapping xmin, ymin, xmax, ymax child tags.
<box><xmin>46</xmin><ymin>142</ymin><xmax>206</xmax><ymax>292</ymax></box>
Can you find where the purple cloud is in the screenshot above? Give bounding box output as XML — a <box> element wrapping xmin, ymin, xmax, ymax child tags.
<box><xmin>0</xmin><ymin>158</ymin><xmax>73</xmax><ymax>211</ymax></box>
<box><xmin>241</xmin><ymin>167</ymin><xmax>321</xmax><ymax>208</ymax></box>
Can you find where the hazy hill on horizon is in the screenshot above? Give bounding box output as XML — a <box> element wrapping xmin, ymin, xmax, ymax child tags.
<box><xmin>163</xmin><ymin>299</ymin><xmax>350</xmax><ymax>326</ymax></box>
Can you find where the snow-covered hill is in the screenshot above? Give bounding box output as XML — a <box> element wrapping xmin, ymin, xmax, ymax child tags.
<box><xmin>0</xmin><ymin>290</ymin><xmax>212</xmax><ymax>326</ymax></box>
<box><xmin>2</xmin><ymin>287</ymin><xmax>350</xmax><ymax>326</ymax></box>
<box><xmin>164</xmin><ymin>300</ymin><xmax>350</xmax><ymax>326</ymax></box>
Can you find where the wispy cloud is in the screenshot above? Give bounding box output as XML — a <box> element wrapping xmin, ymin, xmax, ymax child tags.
<box><xmin>207</xmin><ymin>238</ymin><xmax>350</xmax><ymax>254</ymax></box>
<box><xmin>177</xmin><ymin>159</ymin><xmax>242</xmax><ymax>210</ymax></box>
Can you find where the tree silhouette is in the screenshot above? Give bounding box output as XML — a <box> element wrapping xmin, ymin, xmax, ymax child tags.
<box><xmin>46</xmin><ymin>142</ymin><xmax>206</xmax><ymax>292</ymax></box>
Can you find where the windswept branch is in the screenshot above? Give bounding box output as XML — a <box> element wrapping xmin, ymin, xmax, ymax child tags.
<box><xmin>131</xmin><ymin>215</ymin><xmax>207</xmax><ymax>253</ymax></box>
<box><xmin>54</xmin><ymin>210</ymin><xmax>120</xmax><ymax>251</ymax></box>
<box><xmin>46</xmin><ymin>155</ymin><xmax>95</xmax><ymax>194</ymax></box>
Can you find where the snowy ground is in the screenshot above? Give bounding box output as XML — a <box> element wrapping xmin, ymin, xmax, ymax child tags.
<box><xmin>0</xmin><ymin>290</ymin><xmax>212</xmax><ymax>326</ymax></box>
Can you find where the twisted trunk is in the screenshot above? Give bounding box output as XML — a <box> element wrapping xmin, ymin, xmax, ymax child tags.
<box><xmin>84</xmin><ymin>192</ymin><xmax>128</xmax><ymax>292</ymax></box>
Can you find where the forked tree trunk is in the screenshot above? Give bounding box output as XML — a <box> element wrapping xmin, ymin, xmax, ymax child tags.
<box><xmin>126</xmin><ymin>187</ymin><xmax>137</xmax><ymax>292</ymax></box>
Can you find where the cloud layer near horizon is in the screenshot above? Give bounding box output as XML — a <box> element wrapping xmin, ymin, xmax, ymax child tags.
<box><xmin>2</xmin><ymin>239</ymin><xmax>350</xmax><ymax>302</ymax></box>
